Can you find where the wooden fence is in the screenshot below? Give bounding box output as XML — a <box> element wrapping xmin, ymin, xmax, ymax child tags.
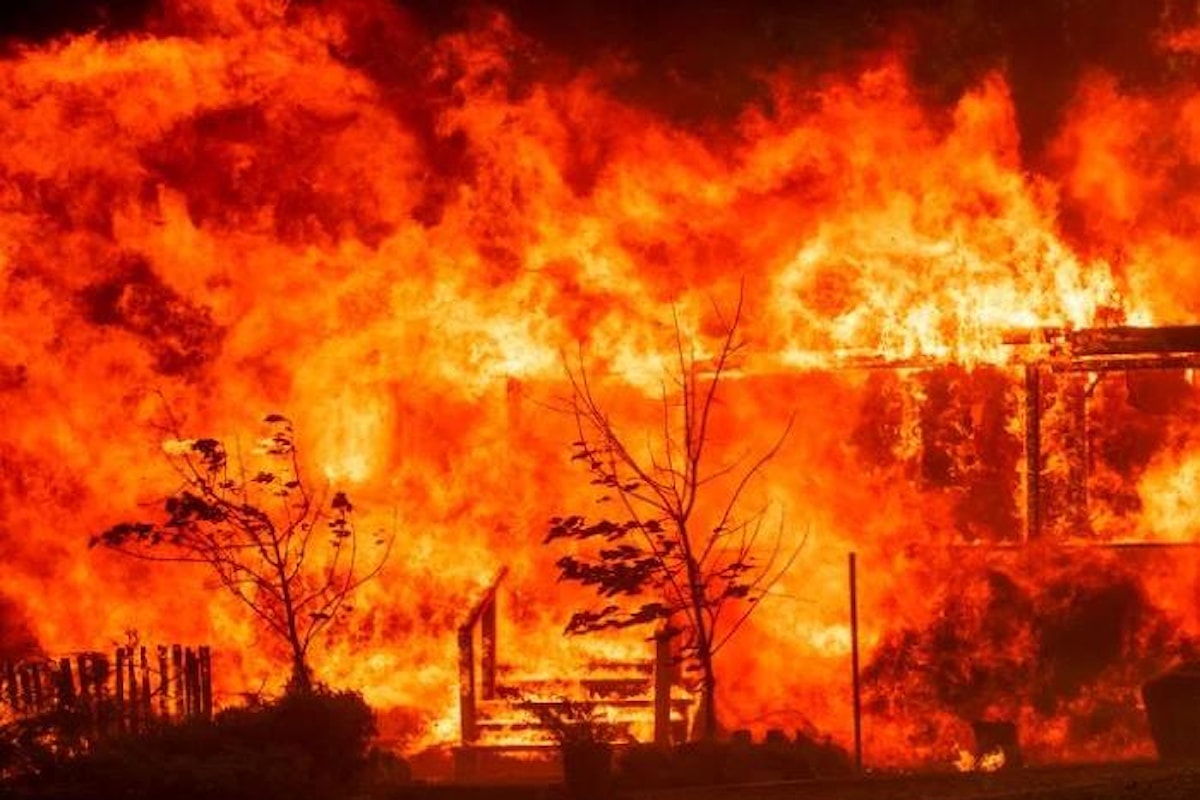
<box><xmin>0</xmin><ymin>645</ymin><xmax>213</xmax><ymax>736</ymax></box>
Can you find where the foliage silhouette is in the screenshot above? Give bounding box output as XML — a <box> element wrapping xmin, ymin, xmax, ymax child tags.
<box><xmin>547</xmin><ymin>285</ymin><xmax>801</xmax><ymax>740</ymax></box>
<box><xmin>91</xmin><ymin>406</ymin><xmax>392</xmax><ymax>692</ymax></box>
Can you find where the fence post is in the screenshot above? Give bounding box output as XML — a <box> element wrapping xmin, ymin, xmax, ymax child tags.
<box><xmin>140</xmin><ymin>648</ymin><xmax>152</xmax><ymax>723</ymax></box>
<box><xmin>171</xmin><ymin>645</ymin><xmax>184</xmax><ymax>718</ymax></box>
<box><xmin>199</xmin><ymin>646</ymin><xmax>213</xmax><ymax>720</ymax></box>
<box><xmin>115</xmin><ymin>648</ymin><xmax>126</xmax><ymax>733</ymax></box>
<box><xmin>157</xmin><ymin>646</ymin><xmax>169</xmax><ymax>719</ymax></box>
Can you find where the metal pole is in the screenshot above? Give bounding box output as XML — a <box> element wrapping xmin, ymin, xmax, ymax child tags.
<box><xmin>850</xmin><ymin>552</ymin><xmax>863</xmax><ymax>773</ymax></box>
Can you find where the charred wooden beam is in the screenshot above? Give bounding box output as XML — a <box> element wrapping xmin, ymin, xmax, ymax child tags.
<box><xmin>1068</xmin><ymin>325</ymin><xmax>1200</xmax><ymax>357</ymax></box>
<box><xmin>458</xmin><ymin>567</ymin><xmax>508</xmax><ymax>745</ymax></box>
<box><xmin>1065</xmin><ymin>376</ymin><xmax>1089</xmax><ymax>534</ymax></box>
<box><xmin>461</xmin><ymin>567</ymin><xmax>509</xmax><ymax>633</ymax></box>
<box><xmin>1050</xmin><ymin>354</ymin><xmax>1200</xmax><ymax>372</ymax></box>
<box><xmin>480</xmin><ymin>597</ymin><xmax>497</xmax><ymax>702</ymax></box>
<box><xmin>1024</xmin><ymin>365</ymin><xmax>1043</xmax><ymax>541</ymax></box>
<box><xmin>458</xmin><ymin>625</ymin><xmax>477</xmax><ymax>744</ymax></box>
<box><xmin>5</xmin><ymin>662</ymin><xmax>18</xmax><ymax>712</ymax></box>
<box><xmin>56</xmin><ymin>658</ymin><xmax>76</xmax><ymax>711</ymax></box>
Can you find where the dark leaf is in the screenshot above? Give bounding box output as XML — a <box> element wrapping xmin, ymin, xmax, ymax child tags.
<box><xmin>331</xmin><ymin>492</ymin><xmax>353</xmax><ymax>513</ymax></box>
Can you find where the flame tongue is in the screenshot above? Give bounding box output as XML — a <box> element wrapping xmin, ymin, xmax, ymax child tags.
<box><xmin>0</xmin><ymin>0</ymin><xmax>1199</xmax><ymax>764</ymax></box>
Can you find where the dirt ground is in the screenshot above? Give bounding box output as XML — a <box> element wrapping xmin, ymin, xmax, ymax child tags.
<box><xmin>397</xmin><ymin>761</ymin><xmax>1200</xmax><ymax>800</ymax></box>
<box><xmin>622</xmin><ymin>761</ymin><xmax>1200</xmax><ymax>800</ymax></box>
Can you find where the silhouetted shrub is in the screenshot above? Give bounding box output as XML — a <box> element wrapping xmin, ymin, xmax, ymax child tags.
<box><xmin>4</xmin><ymin>688</ymin><xmax>409</xmax><ymax>800</ymax></box>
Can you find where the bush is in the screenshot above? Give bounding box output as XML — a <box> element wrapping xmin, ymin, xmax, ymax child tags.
<box><xmin>5</xmin><ymin>688</ymin><xmax>408</xmax><ymax>800</ymax></box>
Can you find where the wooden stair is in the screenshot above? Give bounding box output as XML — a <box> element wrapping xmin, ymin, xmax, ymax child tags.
<box><xmin>454</xmin><ymin>570</ymin><xmax>694</xmax><ymax>779</ymax></box>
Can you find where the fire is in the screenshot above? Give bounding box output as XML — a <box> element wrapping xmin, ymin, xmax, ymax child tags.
<box><xmin>3</xmin><ymin>0</ymin><xmax>1200</xmax><ymax>770</ymax></box>
<box><xmin>954</xmin><ymin>745</ymin><xmax>1006</xmax><ymax>773</ymax></box>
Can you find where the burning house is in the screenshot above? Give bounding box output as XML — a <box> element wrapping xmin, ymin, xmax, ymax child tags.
<box><xmin>2</xmin><ymin>0</ymin><xmax>1200</xmax><ymax>779</ymax></box>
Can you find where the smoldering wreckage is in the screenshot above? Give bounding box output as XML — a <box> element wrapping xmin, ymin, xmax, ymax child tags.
<box><xmin>3</xmin><ymin>0</ymin><xmax>1200</xmax><ymax>795</ymax></box>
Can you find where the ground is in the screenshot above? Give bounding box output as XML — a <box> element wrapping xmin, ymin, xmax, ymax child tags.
<box><xmin>395</xmin><ymin>761</ymin><xmax>1200</xmax><ymax>800</ymax></box>
<box><xmin>619</xmin><ymin>762</ymin><xmax>1200</xmax><ymax>800</ymax></box>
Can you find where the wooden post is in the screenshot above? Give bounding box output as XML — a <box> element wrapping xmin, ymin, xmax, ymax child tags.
<box><xmin>199</xmin><ymin>646</ymin><xmax>213</xmax><ymax>720</ymax></box>
<box><xmin>1024</xmin><ymin>364</ymin><xmax>1042</xmax><ymax>541</ymax></box>
<box><xmin>850</xmin><ymin>552</ymin><xmax>863</xmax><ymax>774</ymax></box>
<box><xmin>76</xmin><ymin>655</ymin><xmax>91</xmax><ymax>706</ymax></box>
<box><xmin>19</xmin><ymin>665</ymin><xmax>33</xmax><ymax>714</ymax></box>
<box><xmin>76</xmin><ymin>656</ymin><xmax>94</xmax><ymax>738</ymax></box>
<box><xmin>480</xmin><ymin>597</ymin><xmax>497</xmax><ymax>701</ymax></box>
<box><xmin>56</xmin><ymin>658</ymin><xmax>76</xmax><ymax>711</ymax></box>
<box><xmin>140</xmin><ymin>648</ymin><xmax>152</xmax><ymax>723</ymax></box>
<box><xmin>654</xmin><ymin>628</ymin><xmax>672</xmax><ymax>747</ymax></box>
<box><xmin>28</xmin><ymin>663</ymin><xmax>42</xmax><ymax>713</ymax></box>
<box><xmin>185</xmin><ymin>648</ymin><xmax>199</xmax><ymax>718</ymax></box>
<box><xmin>127</xmin><ymin>648</ymin><xmax>139</xmax><ymax>732</ymax></box>
<box><xmin>115</xmin><ymin>648</ymin><xmax>126</xmax><ymax>733</ymax></box>
<box><xmin>157</xmin><ymin>646</ymin><xmax>169</xmax><ymax>719</ymax></box>
<box><xmin>4</xmin><ymin>662</ymin><xmax>18</xmax><ymax>712</ymax></box>
<box><xmin>92</xmin><ymin>654</ymin><xmax>110</xmax><ymax>737</ymax></box>
<box><xmin>1066</xmin><ymin>376</ymin><xmax>1089</xmax><ymax>534</ymax></box>
<box><xmin>171</xmin><ymin>645</ymin><xmax>184</xmax><ymax>718</ymax></box>
<box><xmin>458</xmin><ymin>626</ymin><xmax>477</xmax><ymax>744</ymax></box>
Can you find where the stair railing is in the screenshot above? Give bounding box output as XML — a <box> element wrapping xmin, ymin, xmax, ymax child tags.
<box><xmin>458</xmin><ymin>567</ymin><xmax>508</xmax><ymax>744</ymax></box>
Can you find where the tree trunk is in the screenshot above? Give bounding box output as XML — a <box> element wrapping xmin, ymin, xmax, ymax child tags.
<box><xmin>695</xmin><ymin>652</ymin><xmax>718</xmax><ymax>741</ymax></box>
<box><xmin>287</xmin><ymin>641</ymin><xmax>312</xmax><ymax>694</ymax></box>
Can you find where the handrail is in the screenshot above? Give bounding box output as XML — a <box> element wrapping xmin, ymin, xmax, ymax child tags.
<box><xmin>459</xmin><ymin>567</ymin><xmax>509</xmax><ymax>633</ymax></box>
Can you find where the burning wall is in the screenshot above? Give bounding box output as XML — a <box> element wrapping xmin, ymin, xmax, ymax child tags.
<box><xmin>2</xmin><ymin>0</ymin><xmax>1200</xmax><ymax>764</ymax></box>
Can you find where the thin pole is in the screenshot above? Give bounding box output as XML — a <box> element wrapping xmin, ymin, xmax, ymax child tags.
<box><xmin>850</xmin><ymin>551</ymin><xmax>863</xmax><ymax>773</ymax></box>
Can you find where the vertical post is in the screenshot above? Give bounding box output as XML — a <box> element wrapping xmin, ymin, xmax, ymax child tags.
<box><xmin>458</xmin><ymin>625</ymin><xmax>477</xmax><ymax>744</ymax></box>
<box><xmin>480</xmin><ymin>597</ymin><xmax>497</xmax><ymax>701</ymax></box>
<box><xmin>654</xmin><ymin>628</ymin><xmax>672</xmax><ymax>747</ymax></box>
<box><xmin>4</xmin><ymin>662</ymin><xmax>18</xmax><ymax>712</ymax></box>
<box><xmin>57</xmin><ymin>658</ymin><xmax>76</xmax><ymax>711</ymax></box>
<box><xmin>28</xmin><ymin>663</ymin><xmax>42</xmax><ymax>712</ymax></box>
<box><xmin>16</xmin><ymin>666</ymin><xmax>32</xmax><ymax>714</ymax></box>
<box><xmin>139</xmin><ymin>648</ymin><xmax>152</xmax><ymax>723</ymax></box>
<box><xmin>92</xmin><ymin>654</ymin><xmax>110</xmax><ymax>737</ymax></box>
<box><xmin>1024</xmin><ymin>364</ymin><xmax>1042</xmax><ymax>542</ymax></box>
<box><xmin>171</xmin><ymin>645</ymin><xmax>184</xmax><ymax>719</ymax></box>
<box><xmin>127</xmin><ymin>648</ymin><xmax>139</xmax><ymax>732</ymax></box>
<box><xmin>1066</xmin><ymin>375</ymin><xmax>1089</xmax><ymax>534</ymax></box>
<box><xmin>199</xmin><ymin>646</ymin><xmax>213</xmax><ymax>720</ymax></box>
<box><xmin>114</xmin><ymin>648</ymin><xmax>126</xmax><ymax>733</ymax></box>
<box><xmin>157</xmin><ymin>647</ymin><xmax>169</xmax><ymax>720</ymax></box>
<box><xmin>76</xmin><ymin>656</ymin><xmax>91</xmax><ymax>716</ymax></box>
<box><xmin>184</xmin><ymin>649</ymin><xmax>198</xmax><ymax>718</ymax></box>
<box><xmin>849</xmin><ymin>552</ymin><xmax>863</xmax><ymax>774</ymax></box>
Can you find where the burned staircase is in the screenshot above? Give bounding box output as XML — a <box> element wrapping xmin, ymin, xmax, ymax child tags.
<box><xmin>455</xmin><ymin>568</ymin><xmax>694</xmax><ymax>779</ymax></box>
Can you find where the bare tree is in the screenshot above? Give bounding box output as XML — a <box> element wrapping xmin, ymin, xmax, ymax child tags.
<box><xmin>546</xmin><ymin>288</ymin><xmax>799</xmax><ymax>740</ymax></box>
<box><xmin>91</xmin><ymin>410</ymin><xmax>392</xmax><ymax>693</ymax></box>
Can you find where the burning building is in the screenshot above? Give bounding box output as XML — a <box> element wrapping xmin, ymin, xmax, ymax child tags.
<box><xmin>2</xmin><ymin>0</ymin><xmax>1200</xmax><ymax>773</ymax></box>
